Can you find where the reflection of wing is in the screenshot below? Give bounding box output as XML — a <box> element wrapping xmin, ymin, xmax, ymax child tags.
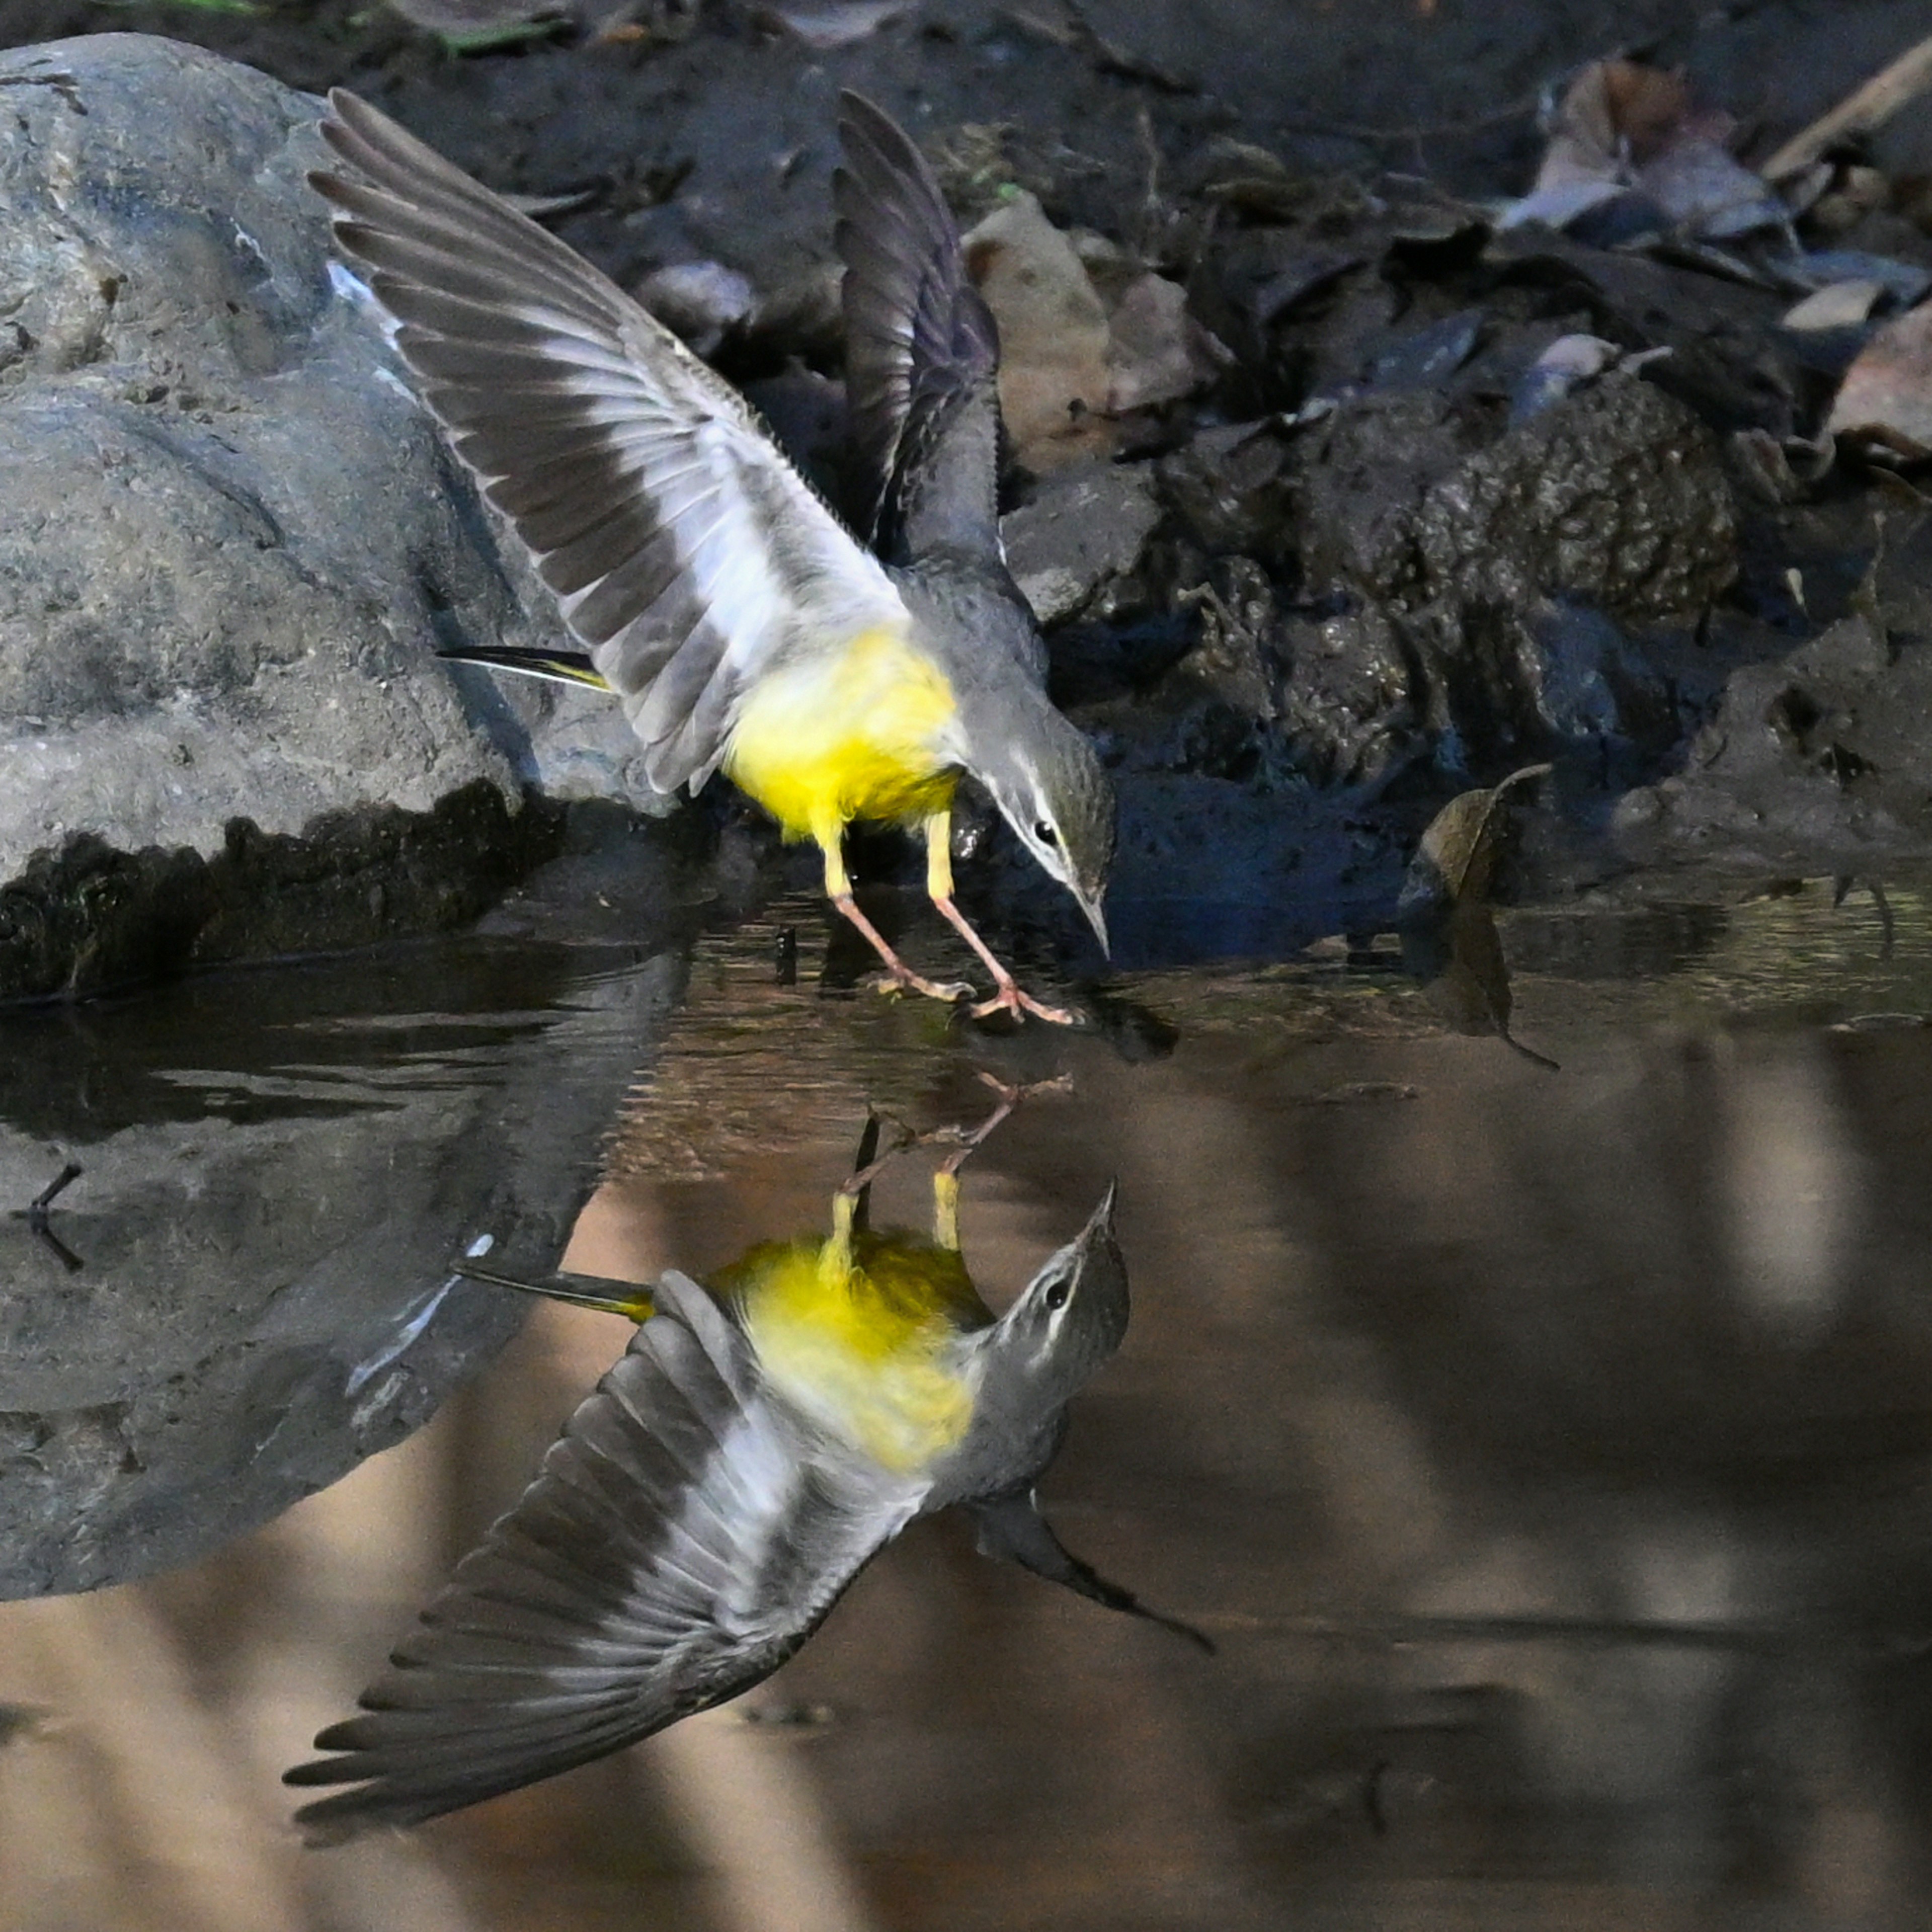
<box><xmin>313</xmin><ymin>91</ymin><xmax>909</xmax><ymax>794</ymax></box>
<box><xmin>287</xmin><ymin>1273</ymin><xmax>923</xmax><ymax>1841</ymax></box>
<box><xmin>834</xmin><ymin>92</ymin><xmax>1003</xmax><ymax>562</ymax></box>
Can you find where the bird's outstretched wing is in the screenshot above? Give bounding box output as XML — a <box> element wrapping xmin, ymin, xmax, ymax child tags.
<box><xmin>834</xmin><ymin>92</ymin><xmax>1003</xmax><ymax>564</ymax></box>
<box><xmin>286</xmin><ymin>1273</ymin><xmax>921</xmax><ymax>1841</ymax></box>
<box><xmin>313</xmin><ymin>90</ymin><xmax>910</xmax><ymax>794</ymax></box>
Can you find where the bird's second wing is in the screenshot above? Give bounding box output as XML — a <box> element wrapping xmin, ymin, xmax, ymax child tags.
<box><xmin>313</xmin><ymin>90</ymin><xmax>910</xmax><ymax>793</ymax></box>
<box><xmin>834</xmin><ymin>92</ymin><xmax>1003</xmax><ymax>563</ymax></box>
<box><xmin>286</xmin><ymin>1273</ymin><xmax>923</xmax><ymax>1841</ymax></box>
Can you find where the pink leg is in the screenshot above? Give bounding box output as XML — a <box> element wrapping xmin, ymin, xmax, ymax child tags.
<box><xmin>816</xmin><ymin>816</ymin><xmax>972</xmax><ymax>1005</ymax></box>
<box><xmin>931</xmin><ymin>895</ymin><xmax>1081</xmax><ymax>1026</ymax></box>
<box><xmin>922</xmin><ymin>812</ymin><xmax>1081</xmax><ymax>1027</ymax></box>
<box><xmin>831</xmin><ymin>892</ymin><xmax>975</xmax><ymax>1004</ymax></box>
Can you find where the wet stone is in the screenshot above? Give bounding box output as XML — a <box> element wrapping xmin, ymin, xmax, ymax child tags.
<box><xmin>1411</xmin><ymin>373</ymin><xmax>1739</xmax><ymax>625</ymax></box>
<box><xmin>1003</xmin><ymin>460</ymin><xmax>1164</xmax><ymax>627</ymax></box>
<box><xmin>1156</xmin><ymin>420</ymin><xmax>1299</xmax><ymax>564</ymax></box>
<box><xmin>0</xmin><ymin>35</ymin><xmax>659</xmax><ymax>1003</ymax></box>
<box><xmin>1271</xmin><ymin>603</ymin><xmax>1418</xmax><ymax>789</ymax></box>
<box><xmin>1290</xmin><ymin>390</ymin><xmax>1483</xmax><ymax>608</ymax></box>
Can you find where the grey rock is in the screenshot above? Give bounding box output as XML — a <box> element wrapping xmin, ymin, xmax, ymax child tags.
<box><xmin>1273</xmin><ymin>602</ymin><xmax>1417</xmax><ymax>788</ymax></box>
<box><xmin>1256</xmin><ymin>372</ymin><xmax>1737</xmax><ymax>772</ymax></box>
<box><xmin>1003</xmin><ymin>461</ymin><xmax>1163</xmax><ymax>626</ymax></box>
<box><xmin>0</xmin><ymin>35</ymin><xmax>656</xmax><ymax>1001</ymax></box>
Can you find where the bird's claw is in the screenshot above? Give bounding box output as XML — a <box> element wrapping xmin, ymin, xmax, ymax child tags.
<box><xmin>869</xmin><ymin>970</ymin><xmax>975</xmax><ymax>1003</ymax></box>
<box><xmin>970</xmin><ymin>981</ymin><xmax>1081</xmax><ymax>1027</ymax></box>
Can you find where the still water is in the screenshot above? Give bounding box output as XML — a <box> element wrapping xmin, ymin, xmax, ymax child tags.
<box><xmin>4</xmin><ymin>868</ymin><xmax>1932</xmax><ymax>1930</ymax></box>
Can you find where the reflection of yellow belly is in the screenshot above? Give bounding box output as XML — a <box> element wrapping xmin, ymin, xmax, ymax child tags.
<box><xmin>727</xmin><ymin>1235</ymin><xmax>980</xmax><ymax>1475</ymax></box>
<box><xmin>723</xmin><ymin>626</ymin><xmax>960</xmax><ymax>839</ymax></box>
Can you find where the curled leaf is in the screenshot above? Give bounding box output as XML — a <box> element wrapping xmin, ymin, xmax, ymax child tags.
<box><xmin>1398</xmin><ymin>765</ymin><xmax>1558</xmax><ymax>1070</ymax></box>
<box><xmin>1401</xmin><ymin>763</ymin><xmax>1553</xmax><ymax>911</ymax></box>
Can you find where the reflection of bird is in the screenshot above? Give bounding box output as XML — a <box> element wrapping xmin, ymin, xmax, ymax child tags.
<box><xmin>311</xmin><ymin>91</ymin><xmax>1111</xmax><ymax>1024</ymax></box>
<box><xmin>285</xmin><ymin>1113</ymin><xmax>1202</xmax><ymax>1841</ymax></box>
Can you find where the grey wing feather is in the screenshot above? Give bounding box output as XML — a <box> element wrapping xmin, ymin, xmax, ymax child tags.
<box><xmin>313</xmin><ymin>89</ymin><xmax>908</xmax><ymax>794</ymax></box>
<box><xmin>834</xmin><ymin>92</ymin><xmax>1004</xmax><ymax>564</ymax></box>
<box><xmin>286</xmin><ymin>1274</ymin><xmax>921</xmax><ymax>1841</ymax></box>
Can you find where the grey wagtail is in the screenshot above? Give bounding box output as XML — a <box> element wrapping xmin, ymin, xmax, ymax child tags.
<box><xmin>311</xmin><ymin>91</ymin><xmax>1112</xmax><ymax>1025</ymax></box>
<box><xmin>285</xmin><ymin>1110</ymin><xmax>1204</xmax><ymax>1841</ymax></box>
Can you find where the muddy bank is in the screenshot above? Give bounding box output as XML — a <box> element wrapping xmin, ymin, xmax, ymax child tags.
<box><xmin>10</xmin><ymin>6</ymin><xmax>1932</xmax><ymax>987</ymax></box>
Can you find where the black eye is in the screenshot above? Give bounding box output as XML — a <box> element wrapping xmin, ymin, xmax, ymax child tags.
<box><xmin>1034</xmin><ymin>821</ymin><xmax>1059</xmax><ymax>847</ymax></box>
<box><xmin>1044</xmin><ymin>1278</ymin><xmax>1070</xmax><ymax>1311</ymax></box>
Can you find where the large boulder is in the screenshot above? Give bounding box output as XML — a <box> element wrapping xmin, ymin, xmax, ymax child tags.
<box><xmin>0</xmin><ymin>34</ymin><xmax>654</xmax><ymax>1003</ymax></box>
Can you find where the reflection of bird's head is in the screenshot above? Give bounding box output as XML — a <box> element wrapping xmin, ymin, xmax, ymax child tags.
<box><xmin>972</xmin><ymin>692</ymin><xmax>1114</xmax><ymax>955</ymax></box>
<box><xmin>975</xmin><ymin>1184</ymin><xmax>1126</xmax><ymax>1419</ymax></box>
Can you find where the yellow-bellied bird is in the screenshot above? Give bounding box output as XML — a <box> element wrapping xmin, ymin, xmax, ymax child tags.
<box><xmin>310</xmin><ymin>92</ymin><xmax>1112</xmax><ymax>1024</ymax></box>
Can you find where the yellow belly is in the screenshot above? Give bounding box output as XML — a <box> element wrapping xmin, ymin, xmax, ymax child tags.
<box><xmin>725</xmin><ymin>1232</ymin><xmax>986</xmax><ymax>1475</ymax></box>
<box><xmin>723</xmin><ymin>626</ymin><xmax>960</xmax><ymax>840</ymax></box>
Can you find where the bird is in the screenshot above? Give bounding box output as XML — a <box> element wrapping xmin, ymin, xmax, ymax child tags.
<box><xmin>284</xmin><ymin>1108</ymin><xmax>1206</xmax><ymax>1841</ymax></box>
<box><xmin>310</xmin><ymin>90</ymin><xmax>1114</xmax><ymax>1025</ymax></box>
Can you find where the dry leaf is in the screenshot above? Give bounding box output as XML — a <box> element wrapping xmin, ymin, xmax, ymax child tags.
<box><xmin>1398</xmin><ymin>764</ymin><xmax>1557</xmax><ymax>1070</ymax></box>
<box><xmin>1104</xmin><ymin>271</ymin><xmax>1218</xmax><ymax>413</ymax></box>
<box><xmin>1403</xmin><ymin>763</ymin><xmax>1553</xmax><ymax>908</ymax></box>
<box><xmin>965</xmin><ymin>192</ymin><xmax>1115</xmax><ymax>470</ymax></box>
<box><xmin>1827</xmin><ymin>300</ymin><xmax>1932</xmax><ymax>457</ymax></box>
<box><xmin>1506</xmin><ymin>58</ymin><xmax>1782</xmax><ymax>240</ymax></box>
<box><xmin>1784</xmin><ymin>280</ymin><xmax>1887</xmax><ymax>331</ymax></box>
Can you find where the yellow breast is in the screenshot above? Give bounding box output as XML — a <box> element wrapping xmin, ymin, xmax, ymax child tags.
<box><xmin>725</xmin><ymin>1230</ymin><xmax>987</xmax><ymax>1475</ymax></box>
<box><xmin>723</xmin><ymin>626</ymin><xmax>960</xmax><ymax>840</ymax></box>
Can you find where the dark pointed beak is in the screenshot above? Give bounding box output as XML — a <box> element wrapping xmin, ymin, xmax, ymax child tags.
<box><xmin>1075</xmin><ymin>885</ymin><xmax>1109</xmax><ymax>958</ymax></box>
<box><xmin>1082</xmin><ymin>1180</ymin><xmax>1119</xmax><ymax>1243</ymax></box>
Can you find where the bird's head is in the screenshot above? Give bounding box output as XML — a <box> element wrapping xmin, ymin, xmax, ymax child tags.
<box><xmin>985</xmin><ymin>1184</ymin><xmax>1128</xmax><ymax>1412</ymax></box>
<box><xmin>975</xmin><ymin>702</ymin><xmax>1115</xmax><ymax>954</ymax></box>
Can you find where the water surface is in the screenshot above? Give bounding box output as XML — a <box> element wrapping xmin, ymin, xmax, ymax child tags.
<box><xmin>5</xmin><ymin>873</ymin><xmax>1932</xmax><ymax>1930</ymax></box>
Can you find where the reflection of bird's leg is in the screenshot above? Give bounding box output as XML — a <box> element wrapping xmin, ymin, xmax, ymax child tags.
<box><xmin>934</xmin><ymin>1070</ymin><xmax>1073</xmax><ymax>1177</ymax></box>
<box><xmin>923</xmin><ymin>814</ymin><xmax>1078</xmax><ymax>1026</ymax></box>
<box><xmin>817</xmin><ymin>815</ymin><xmax>974</xmax><ymax>1004</ymax></box>
<box><xmin>842</xmin><ymin>1071</ymin><xmax>1072</xmax><ymax>1245</ymax></box>
<box><xmin>838</xmin><ymin>1110</ymin><xmax>926</xmax><ymax>1204</ymax></box>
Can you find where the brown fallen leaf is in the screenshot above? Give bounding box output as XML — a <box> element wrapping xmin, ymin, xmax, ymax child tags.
<box><xmin>1784</xmin><ymin>280</ymin><xmax>1887</xmax><ymax>331</ymax></box>
<box><xmin>1403</xmin><ymin>763</ymin><xmax>1553</xmax><ymax>908</ymax></box>
<box><xmin>1103</xmin><ymin>269</ymin><xmax>1223</xmax><ymax>414</ymax></box>
<box><xmin>1506</xmin><ymin>58</ymin><xmax>1783</xmax><ymax>239</ymax></box>
<box><xmin>1398</xmin><ymin>764</ymin><xmax>1558</xmax><ymax>1070</ymax></box>
<box><xmin>1827</xmin><ymin>300</ymin><xmax>1932</xmax><ymax>457</ymax></box>
<box><xmin>965</xmin><ymin>192</ymin><xmax>1116</xmax><ymax>470</ymax></box>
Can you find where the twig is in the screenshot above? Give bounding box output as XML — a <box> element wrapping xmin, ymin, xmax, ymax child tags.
<box><xmin>1761</xmin><ymin>31</ymin><xmax>1932</xmax><ymax>181</ymax></box>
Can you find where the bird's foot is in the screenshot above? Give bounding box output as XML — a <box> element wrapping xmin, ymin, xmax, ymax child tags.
<box><xmin>869</xmin><ymin>965</ymin><xmax>975</xmax><ymax>1004</ymax></box>
<box><xmin>970</xmin><ymin>977</ymin><xmax>1081</xmax><ymax>1027</ymax></box>
<box><xmin>930</xmin><ymin>1072</ymin><xmax>1073</xmax><ymax>1174</ymax></box>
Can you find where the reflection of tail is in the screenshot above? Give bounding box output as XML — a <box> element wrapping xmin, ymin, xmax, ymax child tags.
<box><xmin>456</xmin><ymin>1261</ymin><xmax>653</xmax><ymax>1323</ymax></box>
<box><xmin>969</xmin><ymin>1489</ymin><xmax>1216</xmax><ymax>1654</ymax></box>
<box><xmin>1498</xmin><ymin>1027</ymin><xmax>1561</xmax><ymax>1074</ymax></box>
<box><xmin>438</xmin><ymin>645</ymin><xmax>612</xmax><ymax>690</ymax></box>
